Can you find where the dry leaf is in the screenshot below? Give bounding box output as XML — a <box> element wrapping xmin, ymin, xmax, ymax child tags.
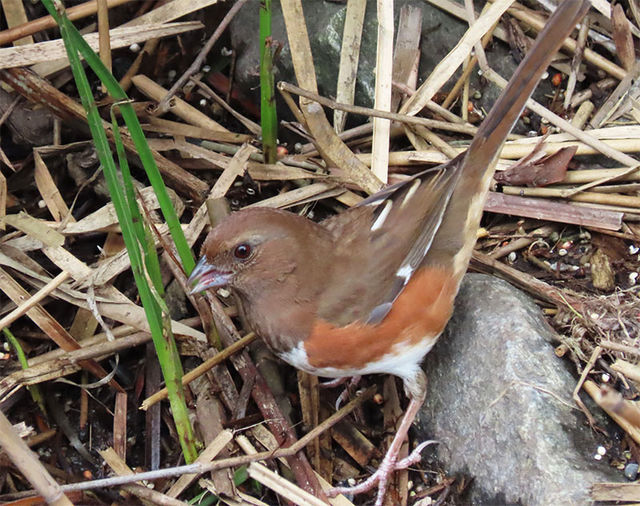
<box><xmin>494</xmin><ymin>146</ymin><xmax>578</xmax><ymax>186</ymax></box>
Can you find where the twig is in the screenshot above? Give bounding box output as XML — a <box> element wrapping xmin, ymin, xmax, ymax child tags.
<box><xmin>0</xmin><ymin>0</ymin><xmax>132</xmax><ymax>46</ymax></box>
<box><xmin>0</xmin><ymin>410</ymin><xmax>73</xmax><ymax>506</ymax></box>
<box><xmin>564</xmin><ymin>14</ymin><xmax>589</xmax><ymax>110</ymax></box>
<box><xmin>599</xmin><ymin>340</ymin><xmax>640</xmax><ymax>356</ymax></box>
<box><xmin>141</xmin><ymin>332</ymin><xmax>257</xmax><ymax>409</ymax></box>
<box><xmin>0</xmin><ymin>270</ymin><xmax>70</xmax><ymax>330</ymax></box>
<box><xmin>573</xmin><ymin>346</ymin><xmax>602</xmax><ymax>429</ymax></box>
<box><xmin>278</xmin><ymin>81</ymin><xmax>480</xmax><ymax>136</ymax></box>
<box><xmin>11</xmin><ymin>387</ymin><xmax>376</xmax><ymax>497</ymax></box>
<box><xmin>155</xmin><ymin>0</ymin><xmax>249</xmax><ymax>113</ymax></box>
<box><xmin>484</xmin><ymin>68</ymin><xmax>639</xmax><ymax>168</ymax></box>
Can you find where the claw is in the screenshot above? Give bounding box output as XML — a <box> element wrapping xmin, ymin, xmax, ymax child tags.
<box><xmin>327</xmin><ymin>397</ymin><xmax>428</xmax><ymax>506</ymax></box>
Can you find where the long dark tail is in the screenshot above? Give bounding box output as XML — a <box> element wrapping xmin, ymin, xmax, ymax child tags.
<box><xmin>427</xmin><ymin>0</ymin><xmax>591</xmax><ymax>278</ymax></box>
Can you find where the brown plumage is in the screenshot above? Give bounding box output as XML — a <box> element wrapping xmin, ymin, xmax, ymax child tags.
<box><xmin>189</xmin><ymin>2</ymin><xmax>591</xmax><ymax>503</ymax></box>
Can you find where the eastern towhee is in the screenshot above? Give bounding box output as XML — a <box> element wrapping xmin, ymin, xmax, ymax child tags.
<box><xmin>189</xmin><ymin>2</ymin><xmax>591</xmax><ymax>503</ymax></box>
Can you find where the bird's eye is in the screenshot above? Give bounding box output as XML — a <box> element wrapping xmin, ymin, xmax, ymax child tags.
<box><xmin>233</xmin><ymin>243</ymin><xmax>252</xmax><ymax>260</ymax></box>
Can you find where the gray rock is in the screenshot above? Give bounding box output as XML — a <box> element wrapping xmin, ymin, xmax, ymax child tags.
<box><xmin>229</xmin><ymin>0</ymin><xmax>521</xmax><ymax>122</ymax></box>
<box><xmin>415</xmin><ymin>274</ymin><xmax>617</xmax><ymax>505</ymax></box>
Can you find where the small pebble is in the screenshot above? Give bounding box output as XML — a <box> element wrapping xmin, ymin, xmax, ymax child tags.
<box><xmin>199</xmin><ymin>99</ymin><xmax>207</xmax><ymax>107</ymax></box>
<box><xmin>601</xmin><ymin>373</ymin><xmax>610</xmax><ymax>383</ymax></box>
<box><xmin>558</xmin><ymin>248</ymin><xmax>568</xmax><ymax>256</ymax></box>
<box><xmin>541</xmin><ymin>71</ymin><xmax>549</xmax><ymax>80</ymax></box>
<box><xmin>217</xmin><ymin>288</ymin><xmax>231</xmax><ymax>298</ymax></box>
<box><xmin>594</xmin><ymin>454</ymin><xmax>603</xmax><ymax>461</ymax></box>
<box><xmin>624</xmin><ymin>462</ymin><xmax>639</xmax><ymax>481</ymax></box>
<box><xmin>347</xmin><ymin>478</ymin><xmax>357</xmax><ymax>486</ymax></box>
<box><xmin>507</xmin><ymin>251</ymin><xmax>517</xmax><ymax>262</ymax></box>
<box><xmin>597</xmin><ymin>446</ymin><xmax>607</xmax><ymax>456</ymax></box>
<box><xmin>38</xmin><ymin>199</ymin><xmax>46</xmax><ymax>208</ymax></box>
<box><xmin>202</xmin><ymin>65</ymin><xmax>211</xmax><ymax>73</ymax></box>
<box><xmin>129</xmin><ymin>42</ymin><xmax>140</xmax><ymax>53</ymax></box>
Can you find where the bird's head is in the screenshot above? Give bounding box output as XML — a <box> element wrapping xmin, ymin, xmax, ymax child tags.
<box><xmin>188</xmin><ymin>207</ymin><xmax>328</xmax><ymax>296</ymax></box>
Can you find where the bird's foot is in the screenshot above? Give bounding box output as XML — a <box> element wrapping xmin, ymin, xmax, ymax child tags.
<box><xmin>319</xmin><ymin>375</ymin><xmax>362</xmax><ymax>410</ymax></box>
<box><xmin>327</xmin><ymin>440</ymin><xmax>435</xmax><ymax>506</ymax></box>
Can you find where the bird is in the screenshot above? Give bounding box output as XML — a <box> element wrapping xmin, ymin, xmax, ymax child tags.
<box><xmin>188</xmin><ymin>1</ymin><xmax>590</xmax><ymax>503</ymax></box>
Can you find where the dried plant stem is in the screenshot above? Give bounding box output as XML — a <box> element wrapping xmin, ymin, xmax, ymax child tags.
<box><xmin>141</xmin><ymin>332</ymin><xmax>257</xmax><ymax>409</ymax></box>
<box><xmin>0</xmin><ymin>271</ymin><xmax>70</xmax><ymax>330</ymax></box>
<box><xmin>7</xmin><ymin>387</ymin><xmax>376</xmax><ymax>498</ymax></box>
<box><xmin>484</xmin><ymin>68</ymin><xmax>638</xmax><ymax>167</ymax></box>
<box><xmin>584</xmin><ymin>380</ymin><xmax>640</xmax><ymax>444</ymax></box>
<box><xmin>0</xmin><ymin>0</ymin><xmax>132</xmax><ymax>46</ymax></box>
<box><xmin>155</xmin><ymin>0</ymin><xmax>249</xmax><ymax>113</ymax></box>
<box><xmin>501</xmin><ymin>185</ymin><xmax>640</xmax><ymax>209</ymax></box>
<box><xmin>278</xmin><ymin>82</ymin><xmax>480</xmax><ymax>136</ymax></box>
<box><xmin>0</xmin><ymin>410</ymin><xmax>73</xmax><ymax>505</ymax></box>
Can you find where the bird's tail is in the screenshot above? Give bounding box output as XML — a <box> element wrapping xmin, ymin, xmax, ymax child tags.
<box><xmin>428</xmin><ymin>0</ymin><xmax>591</xmax><ymax>279</ymax></box>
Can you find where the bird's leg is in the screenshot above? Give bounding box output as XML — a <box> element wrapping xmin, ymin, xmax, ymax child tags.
<box><xmin>327</xmin><ymin>385</ymin><xmax>429</xmax><ymax>506</ymax></box>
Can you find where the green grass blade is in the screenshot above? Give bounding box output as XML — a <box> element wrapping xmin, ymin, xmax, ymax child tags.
<box><xmin>44</xmin><ymin>0</ymin><xmax>198</xmax><ymax>462</ymax></box>
<box><xmin>259</xmin><ymin>0</ymin><xmax>278</xmax><ymax>164</ymax></box>
<box><xmin>42</xmin><ymin>0</ymin><xmax>194</xmax><ymax>273</ymax></box>
<box><xmin>3</xmin><ymin>328</ymin><xmax>47</xmax><ymax>415</ymax></box>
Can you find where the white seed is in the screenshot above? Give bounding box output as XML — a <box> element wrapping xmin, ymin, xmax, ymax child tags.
<box><xmin>602</xmin><ymin>373</ymin><xmax>611</xmax><ymax>383</ymax></box>
<box><xmin>202</xmin><ymin>65</ymin><xmax>211</xmax><ymax>73</ymax></box>
<box><xmin>38</xmin><ymin>199</ymin><xmax>46</xmax><ymax>208</ymax></box>
<box><xmin>199</xmin><ymin>99</ymin><xmax>207</xmax><ymax>108</ymax></box>
<box><xmin>217</xmin><ymin>288</ymin><xmax>231</xmax><ymax>298</ymax></box>
<box><xmin>597</xmin><ymin>446</ymin><xmax>606</xmax><ymax>456</ymax></box>
<box><xmin>347</xmin><ymin>478</ymin><xmax>357</xmax><ymax>486</ymax></box>
<box><xmin>129</xmin><ymin>43</ymin><xmax>140</xmax><ymax>53</ymax></box>
<box><xmin>508</xmin><ymin>252</ymin><xmax>517</xmax><ymax>262</ymax></box>
<box><xmin>594</xmin><ymin>454</ymin><xmax>603</xmax><ymax>461</ymax></box>
<box><xmin>558</xmin><ymin>248</ymin><xmax>568</xmax><ymax>256</ymax></box>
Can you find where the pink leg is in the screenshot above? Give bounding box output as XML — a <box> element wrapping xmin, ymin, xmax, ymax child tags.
<box><xmin>327</xmin><ymin>390</ymin><xmax>433</xmax><ymax>506</ymax></box>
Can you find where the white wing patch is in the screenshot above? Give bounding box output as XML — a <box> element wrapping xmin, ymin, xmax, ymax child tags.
<box><xmin>400</xmin><ymin>178</ymin><xmax>421</xmax><ymax>209</ymax></box>
<box><xmin>370</xmin><ymin>199</ymin><xmax>393</xmax><ymax>231</ymax></box>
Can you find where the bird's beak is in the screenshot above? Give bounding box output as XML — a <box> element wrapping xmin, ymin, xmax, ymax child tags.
<box><xmin>188</xmin><ymin>256</ymin><xmax>233</xmax><ymax>294</ymax></box>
